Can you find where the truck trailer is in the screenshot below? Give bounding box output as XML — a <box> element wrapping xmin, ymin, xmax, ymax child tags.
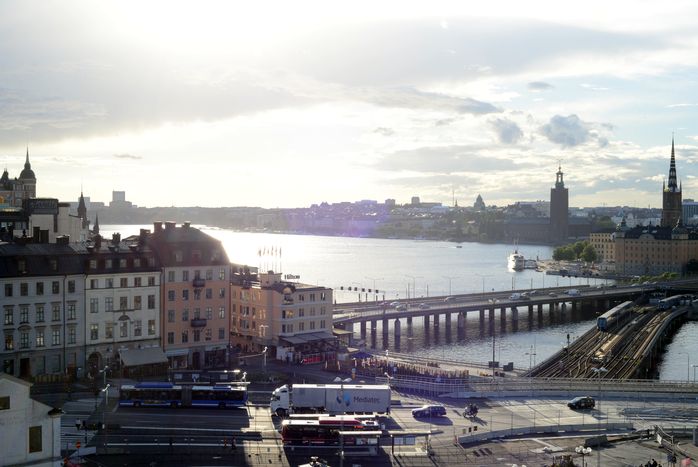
<box><xmin>270</xmin><ymin>383</ymin><xmax>391</xmax><ymax>417</ymax></box>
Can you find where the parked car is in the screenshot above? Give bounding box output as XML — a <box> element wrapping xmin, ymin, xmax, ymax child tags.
<box><xmin>412</xmin><ymin>404</ymin><xmax>447</xmax><ymax>418</ymax></box>
<box><xmin>567</xmin><ymin>396</ymin><xmax>595</xmax><ymax>410</ymax></box>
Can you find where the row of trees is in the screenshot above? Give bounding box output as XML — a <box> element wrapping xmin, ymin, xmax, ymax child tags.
<box><xmin>552</xmin><ymin>240</ymin><xmax>598</xmax><ymax>262</ymax></box>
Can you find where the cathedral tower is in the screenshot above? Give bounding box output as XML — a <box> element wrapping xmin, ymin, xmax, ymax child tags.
<box><xmin>661</xmin><ymin>138</ymin><xmax>682</xmax><ymax>228</ymax></box>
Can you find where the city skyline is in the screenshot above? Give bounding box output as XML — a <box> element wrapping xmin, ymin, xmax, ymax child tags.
<box><xmin>2</xmin><ymin>1</ymin><xmax>698</xmax><ymax>209</ymax></box>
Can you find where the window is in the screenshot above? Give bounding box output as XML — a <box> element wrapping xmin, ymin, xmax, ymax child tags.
<box><xmin>4</xmin><ymin>307</ymin><xmax>13</xmax><ymax>325</ymax></box>
<box><xmin>119</xmin><ymin>296</ymin><xmax>128</xmax><ymax>310</ymax></box>
<box><xmin>35</xmin><ymin>305</ymin><xmax>44</xmax><ymax>322</ymax></box>
<box><xmin>168</xmin><ymin>310</ymin><xmax>175</xmax><ymax>323</ymax></box>
<box><xmin>134</xmin><ymin>258</ymin><xmax>141</xmax><ymax>268</ymax></box>
<box><xmin>68</xmin><ymin>280</ymin><xmax>76</xmax><ymax>293</ymax></box>
<box><xmin>4</xmin><ymin>334</ymin><xmax>13</xmax><ymax>350</ymax></box>
<box><xmin>193</xmin><ymin>289</ymin><xmax>201</xmax><ymax>300</ymax></box>
<box><xmin>167</xmin><ymin>332</ymin><xmax>174</xmax><ymax>344</ymax></box>
<box><xmin>310</xmin><ymin>307</ymin><xmax>315</xmax><ymax>316</ymax></box>
<box><xmin>182</xmin><ymin>270</ymin><xmax>189</xmax><ymax>281</ymax></box>
<box><xmin>133</xmin><ymin>320</ymin><xmax>142</xmax><ymax>337</ymax></box>
<box><xmin>168</xmin><ymin>271</ymin><xmax>175</xmax><ymax>282</ymax></box>
<box><xmin>19</xmin><ymin>332</ymin><xmax>29</xmax><ymax>349</ymax></box>
<box><xmin>205</xmin><ymin>328</ymin><xmax>212</xmax><ymax>341</ymax></box>
<box><xmin>105</xmin><ymin>297</ymin><xmax>113</xmax><ymax>312</ymax></box>
<box><xmin>148</xmin><ymin>320</ymin><xmax>155</xmax><ymax>335</ymax></box>
<box><xmin>67</xmin><ymin>303</ymin><xmax>76</xmax><ymax>320</ymax></box>
<box><xmin>219</xmin><ymin>288</ymin><xmax>225</xmax><ymax>298</ymax></box>
<box><xmin>52</xmin><ymin>304</ymin><xmax>60</xmax><ymax>321</ymax></box>
<box><xmin>36</xmin><ymin>330</ymin><xmax>44</xmax><ymax>347</ymax></box>
<box><xmin>20</xmin><ymin>283</ymin><xmax>28</xmax><ymax>296</ymax></box>
<box><xmin>90</xmin><ymin>324</ymin><xmax>99</xmax><ymax>340</ymax></box>
<box><xmin>299</xmin><ymin>294</ymin><xmax>304</xmax><ymax>302</ymax></box>
<box><xmin>4</xmin><ymin>284</ymin><xmax>12</xmax><ymax>297</ymax></box>
<box><xmin>219</xmin><ymin>268</ymin><xmax>226</xmax><ymax>280</ymax></box>
<box><xmin>28</xmin><ymin>426</ymin><xmax>42</xmax><ymax>453</ymax></box>
<box><xmin>320</xmin><ymin>292</ymin><xmax>326</xmax><ymax>301</ymax></box>
<box><xmin>310</xmin><ymin>293</ymin><xmax>315</xmax><ymax>301</ymax></box>
<box><xmin>0</xmin><ymin>396</ymin><xmax>9</xmax><ymax>410</ymax></box>
<box><xmin>68</xmin><ymin>327</ymin><xmax>76</xmax><ymax>344</ymax></box>
<box><xmin>20</xmin><ymin>306</ymin><xmax>29</xmax><ymax>323</ymax></box>
<box><xmin>218</xmin><ymin>328</ymin><xmax>225</xmax><ymax>339</ymax></box>
<box><xmin>120</xmin><ymin>321</ymin><xmax>128</xmax><ymax>338</ymax></box>
<box><xmin>90</xmin><ymin>279</ymin><xmax>98</xmax><ymax>289</ymax></box>
<box><xmin>205</xmin><ymin>288</ymin><xmax>212</xmax><ymax>299</ymax></box>
<box><xmin>90</xmin><ymin>298</ymin><xmax>99</xmax><ymax>313</ymax></box>
<box><xmin>174</xmin><ymin>251</ymin><xmax>183</xmax><ymax>263</ymax></box>
<box><xmin>120</xmin><ymin>278</ymin><xmax>128</xmax><ymax>288</ymax></box>
<box><xmin>320</xmin><ymin>320</ymin><xmax>326</xmax><ymax>329</ymax></box>
<box><xmin>299</xmin><ymin>322</ymin><xmax>305</xmax><ymax>331</ymax></box>
<box><xmin>89</xmin><ymin>259</ymin><xmax>97</xmax><ymax>269</ymax></box>
<box><xmin>17</xmin><ymin>259</ymin><xmax>25</xmax><ymax>273</ymax></box>
<box><xmin>218</xmin><ymin>307</ymin><xmax>225</xmax><ymax>319</ymax></box>
<box><xmin>148</xmin><ymin>294</ymin><xmax>155</xmax><ymax>309</ymax></box>
<box><xmin>193</xmin><ymin>330</ymin><xmax>200</xmax><ymax>342</ymax></box>
<box><xmin>194</xmin><ymin>308</ymin><xmax>200</xmax><ymax>319</ymax></box>
<box><xmin>148</xmin><ymin>276</ymin><xmax>155</xmax><ymax>286</ymax></box>
<box><xmin>310</xmin><ymin>321</ymin><xmax>315</xmax><ymax>330</ymax></box>
<box><xmin>206</xmin><ymin>307</ymin><xmax>212</xmax><ymax>320</ymax></box>
<box><xmin>52</xmin><ymin>281</ymin><xmax>59</xmax><ymax>294</ymax></box>
<box><xmin>134</xmin><ymin>277</ymin><xmax>142</xmax><ymax>287</ymax></box>
<box><xmin>106</xmin><ymin>323</ymin><xmax>114</xmax><ymax>339</ymax></box>
<box><xmin>299</xmin><ymin>308</ymin><xmax>305</xmax><ymax>317</ymax></box>
<box><xmin>182</xmin><ymin>289</ymin><xmax>189</xmax><ymax>301</ymax></box>
<box><xmin>52</xmin><ymin>329</ymin><xmax>60</xmax><ymax>346</ymax></box>
<box><xmin>119</xmin><ymin>258</ymin><xmax>127</xmax><ymax>268</ymax></box>
<box><xmin>181</xmin><ymin>330</ymin><xmax>188</xmax><ymax>343</ymax></box>
<box><xmin>105</xmin><ymin>259</ymin><xmax>112</xmax><ymax>269</ymax></box>
<box><xmin>106</xmin><ymin>278</ymin><xmax>113</xmax><ymax>288</ymax></box>
<box><xmin>320</xmin><ymin>306</ymin><xmax>326</xmax><ymax>315</ymax></box>
<box><xmin>182</xmin><ymin>308</ymin><xmax>189</xmax><ymax>321</ymax></box>
<box><xmin>135</xmin><ymin>295</ymin><xmax>144</xmax><ymax>310</ymax></box>
<box><xmin>36</xmin><ymin>282</ymin><xmax>44</xmax><ymax>295</ymax></box>
<box><xmin>206</xmin><ymin>269</ymin><xmax>213</xmax><ymax>280</ymax></box>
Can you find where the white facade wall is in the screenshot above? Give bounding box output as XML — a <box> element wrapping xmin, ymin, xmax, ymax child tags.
<box><xmin>0</xmin><ymin>374</ymin><xmax>61</xmax><ymax>466</ymax></box>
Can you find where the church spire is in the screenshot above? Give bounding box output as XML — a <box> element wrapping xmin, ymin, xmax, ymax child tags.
<box><xmin>668</xmin><ymin>136</ymin><xmax>678</xmax><ymax>192</ymax></box>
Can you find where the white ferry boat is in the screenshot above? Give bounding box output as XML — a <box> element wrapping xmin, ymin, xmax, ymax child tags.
<box><xmin>508</xmin><ymin>250</ymin><xmax>525</xmax><ymax>271</ymax></box>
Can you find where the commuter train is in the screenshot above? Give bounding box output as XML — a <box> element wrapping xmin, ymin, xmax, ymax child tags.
<box><xmin>596</xmin><ymin>301</ymin><xmax>634</xmax><ymax>332</ymax></box>
<box><xmin>657</xmin><ymin>295</ymin><xmax>684</xmax><ymax>311</ymax></box>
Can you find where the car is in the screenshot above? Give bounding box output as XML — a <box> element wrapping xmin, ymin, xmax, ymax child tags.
<box><xmin>390</xmin><ymin>301</ymin><xmax>400</xmax><ymax>307</ymax></box>
<box><xmin>567</xmin><ymin>396</ymin><xmax>595</xmax><ymax>410</ymax></box>
<box><xmin>418</xmin><ymin>303</ymin><xmax>430</xmax><ymax>309</ymax></box>
<box><xmin>395</xmin><ymin>304</ymin><xmax>407</xmax><ymax>311</ymax></box>
<box><xmin>529</xmin><ymin>290</ymin><xmax>539</xmax><ymax>296</ymax></box>
<box><xmin>412</xmin><ymin>404</ymin><xmax>447</xmax><ymax>418</ymax></box>
<box><xmin>548</xmin><ymin>292</ymin><xmax>558</xmax><ymax>297</ymax></box>
<box><xmin>444</xmin><ymin>296</ymin><xmax>456</xmax><ymax>302</ymax></box>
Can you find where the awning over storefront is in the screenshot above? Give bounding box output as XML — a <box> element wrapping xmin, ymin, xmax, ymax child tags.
<box><xmin>165</xmin><ymin>348</ymin><xmax>189</xmax><ymax>357</ymax></box>
<box><xmin>120</xmin><ymin>347</ymin><xmax>168</xmax><ymax>367</ymax></box>
<box><xmin>281</xmin><ymin>331</ymin><xmax>336</xmax><ymax>345</ymax></box>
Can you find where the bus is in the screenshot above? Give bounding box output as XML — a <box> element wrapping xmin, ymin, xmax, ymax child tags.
<box><xmin>280</xmin><ymin>416</ymin><xmax>380</xmax><ymax>446</ymax></box>
<box><xmin>119</xmin><ymin>382</ymin><xmax>248</xmax><ymax>408</ymax></box>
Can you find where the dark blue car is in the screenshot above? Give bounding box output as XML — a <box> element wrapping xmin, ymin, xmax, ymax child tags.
<box><xmin>412</xmin><ymin>404</ymin><xmax>447</xmax><ymax>418</ymax></box>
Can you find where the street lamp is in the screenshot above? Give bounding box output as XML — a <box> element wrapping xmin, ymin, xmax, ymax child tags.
<box><xmin>365</xmin><ymin>276</ymin><xmax>383</xmax><ymax>302</ymax></box>
<box><xmin>475</xmin><ymin>273</ymin><xmax>491</xmax><ymax>294</ymax></box>
<box><xmin>693</xmin><ymin>364</ymin><xmax>698</xmax><ymax>383</ymax></box>
<box><xmin>405</xmin><ymin>275</ymin><xmax>422</xmax><ymax>300</ymax></box>
<box><xmin>442</xmin><ymin>275</ymin><xmax>458</xmax><ymax>296</ymax></box>
<box><xmin>489</xmin><ymin>299</ymin><xmax>498</xmax><ymax>378</ymax></box>
<box><xmin>525</xmin><ymin>345</ymin><xmax>536</xmax><ymax>373</ymax></box>
<box><xmin>575</xmin><ymin>446</ymin><xmax>592</xmax><ymax>467</ymax></box>
<box><xmin>262</xmin><ymin>346</ymin><xmax>268</xmax><ymax>374</ymax></box>
<box><xmin>680</xmin><ymin>353</ymin><xmax>690</xmax><ymax>382</ymax></box>
<box><xmin>101</xmin><ymin>384</ymin><xmax>110</xmax><ymax>448</ymax></box>
<box><xmin>592</xmin><ymin>367</ymin><xmax>608</xmax><ymax>411</ymax></box>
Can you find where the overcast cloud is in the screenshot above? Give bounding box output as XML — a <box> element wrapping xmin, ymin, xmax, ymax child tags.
<box><xmin>0</xmin><ymin>0</ymin><xmax>697</xmax><ymax>209</ymax></box>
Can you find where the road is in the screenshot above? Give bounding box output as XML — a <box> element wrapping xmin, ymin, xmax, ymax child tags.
<box><xmin>64</xmin><ymin>386</ymin><xmax>698</xmax><ymax>466</ymax></box>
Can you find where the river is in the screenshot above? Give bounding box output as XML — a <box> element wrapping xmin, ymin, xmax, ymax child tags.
<box><xmin>102</xmin><ymin>224</ymin><xmax>698</xmax><ymax>381</ymax></box>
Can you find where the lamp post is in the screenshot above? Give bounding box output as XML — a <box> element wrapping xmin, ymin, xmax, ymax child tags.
<box><xmin>489</xmin><ymin>299</ymin><xmax>498</xmax><ymax>378</ymax></box>
<box><xmin>405</xmin><ymin>275</ymin><xmax>422</xmax><ymax>300</ymax></box>
<box><xmin>525</xmin><ymin>345</ymin><xmax>536</xmax><ymax>372</ymax></box>
<box><xmin>442</xmin><ymin>275</ymin><xmax>458</xmax><ymax>297</ymax></box>
<box><xmin>262</xmin><ymin>346</ymin><xmax>268</xmax><ymax>374</ymax></box>
<box><xmin>365</xmin><ymin>276</ymin><xmax>383</xmax><ymax>302</ymax></box>
<box><xmin>575</xmin><ymin>446</ymin><xmax>592</xmax><ymax>467</ymax></box>
<box><xmin>101</xmin><ymin>383</ymin><xmax>110</xmax><ymax>448</ymax></box>
<box><xmin>680</xmin><ymin>353</ymin><xmax>690</xmax><ymax>382</ymax></box>
<box><xmin>475</xmin><ymin>273</ymin><xmax>491</xmax><ymax>294</ymax></box>
<box><xmin>693</xmin><ymin>364</ymin><xmax>698</xmax><ymax>383</ymax></box>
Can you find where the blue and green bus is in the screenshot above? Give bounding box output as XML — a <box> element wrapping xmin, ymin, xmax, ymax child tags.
<box><xmin>119</xmin><ymin>382</ymin><xmax>248</xmax><ymax>408</ymax></box>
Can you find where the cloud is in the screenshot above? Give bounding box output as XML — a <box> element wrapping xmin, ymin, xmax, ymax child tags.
<box><xmin>527</xmin><ymin>81</ymin><xmax>554</xmax><ymax>92</ymax></box>
<box><xmin>113</xmin><ymin>153</ymin><xmax>142</xmax><ymax>160</ymax></box>
<box><xmin>357</xmin><ymin>87</ymin><xmax>500</xmax><ymax>115</ymax></box>
<box><xmin>489</xmin><ymin>118</ymin><xmax>523</xmax><ymax>144</ymax></box>
<box><xmin>540</xmin><ymin>114</ymin><xmax>592</xmax><ymax>147</ymax></box>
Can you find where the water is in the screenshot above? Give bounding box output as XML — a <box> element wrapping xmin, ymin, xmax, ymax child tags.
<box><xmin>102</xmin><ymin>224</ymin><xmax>698</xmax><ymax>380</ymax></box>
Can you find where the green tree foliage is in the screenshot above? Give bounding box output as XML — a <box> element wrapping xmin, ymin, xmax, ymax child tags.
<box><xmin>554</xmin><ymin>240</ymin><xmax>597</xmax><ymax>262</ymax></box>
<box><xmin>581</xmin><ymin>244</ymin><xmax>598</xmax><ymax>262</ymax></box>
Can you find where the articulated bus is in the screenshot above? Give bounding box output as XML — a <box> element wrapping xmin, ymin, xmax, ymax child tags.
<box><xmin>280</xmin><ymin>416</ymin><xmax>380</xmax><ymax>446</ymax></box>
<box><xmin>119</xmin><ymin>382</ymin><xmax>248</xmax><ymax>408</ymax></box>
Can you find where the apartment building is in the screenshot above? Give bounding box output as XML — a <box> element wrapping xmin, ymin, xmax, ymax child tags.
<box><xmin>0</xmin><ymin>241</ymin><xmax>85</xmax><ymax>378</ymax></box>
<box><xmin>146</xmin><ymin>222</ymin><xmax>230</xmax><ymax>370</ymax></box>
<box><xmin>230</xmin><ymin>270</ymin><xmax>335</xmax><ymax>364</ymax></box>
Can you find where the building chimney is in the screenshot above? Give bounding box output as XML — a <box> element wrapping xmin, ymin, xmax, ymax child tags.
<box><xmin>153</xmin><ymin>221</ymin><xmax>163</xmax><ymax>232</ymax></box>
<box><xmin>165</xmin><ymin>221</ymin><xmax>176</xmax><ymax>230</ymax></box>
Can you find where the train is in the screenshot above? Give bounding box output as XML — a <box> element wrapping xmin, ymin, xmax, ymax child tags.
<box><xmin>657</xmin><ymin>294</ymin><xmax>684</xmax><ymax>310</ymax></box>
<box><xmin>596</xmin><ymin>301</ymin><xmax>634</xmax><ymax>332</ymax></box>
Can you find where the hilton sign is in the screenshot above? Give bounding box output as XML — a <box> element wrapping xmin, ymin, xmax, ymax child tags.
<box><xmin>25</xmin><ymin>198</ymin><xmax>59</xmax><ymax>215</ymax></box>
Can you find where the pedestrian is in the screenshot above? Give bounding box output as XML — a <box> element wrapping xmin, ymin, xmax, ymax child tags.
<box><xmin>230</xmin><ymin>436</ymin><xmax>236</xmax><ymax>451</ymax></box>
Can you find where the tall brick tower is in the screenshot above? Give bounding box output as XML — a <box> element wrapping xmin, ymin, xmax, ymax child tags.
<box><xmin>550</xmin><ymin>165</ymin><xmax>569</xmax><ymax>243</ymax></box>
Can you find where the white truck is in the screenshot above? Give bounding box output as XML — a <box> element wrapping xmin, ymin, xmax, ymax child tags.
<box><xmin>270</xmin><ymin>383</ymin><xmax>391</xmax><ymax>417</ymax></box>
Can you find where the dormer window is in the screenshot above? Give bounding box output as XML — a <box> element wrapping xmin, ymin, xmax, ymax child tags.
<box><xmin>174</xmin><ymin>251</ymin><xmax>183</xmax><ymax>263</ymax></box>
<box><xmin>17</xmin><ymin>259</ymin><xmax>26</xmax><ymax>273</ymax></box>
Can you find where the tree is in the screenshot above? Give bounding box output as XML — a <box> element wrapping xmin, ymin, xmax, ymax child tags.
<box><xmin>581</xmin><ymin>244</ymin><xmax>598</xmax><ymax>263</ymax></box>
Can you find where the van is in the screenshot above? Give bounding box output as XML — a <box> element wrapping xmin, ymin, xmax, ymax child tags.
<box><xmin>566</xmin><ymin>289</ymin><xmax>580</xmax><ymax>296</ymax></box>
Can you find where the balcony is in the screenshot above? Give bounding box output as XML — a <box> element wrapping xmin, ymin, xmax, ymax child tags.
<box><xmin>190</xmin><ymin>318</ymin><xmax>207</xmax><ymax>328</ymax></box>
<box><xmin>193</xmin><ymin>278</ymin><xmax>206</xmax><ymax>288</ymax></box>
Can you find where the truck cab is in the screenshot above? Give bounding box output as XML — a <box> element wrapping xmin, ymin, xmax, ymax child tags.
<box><xmin>270</xmin><ymin>385</ymin><xmax>291</xmax><ymax>417</ymax></box>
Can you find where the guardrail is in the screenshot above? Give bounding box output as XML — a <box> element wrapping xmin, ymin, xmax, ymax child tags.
<box><xmin>457</xmin><ymin>421</ymin><xmax>634</xmax><ymax>445</ymax></box>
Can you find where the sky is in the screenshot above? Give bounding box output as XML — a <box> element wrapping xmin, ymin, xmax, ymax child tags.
<box><xmin>2</xmin><ymin>0</ymin><xmax>698</xmax><ymax>209</ymax></box>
